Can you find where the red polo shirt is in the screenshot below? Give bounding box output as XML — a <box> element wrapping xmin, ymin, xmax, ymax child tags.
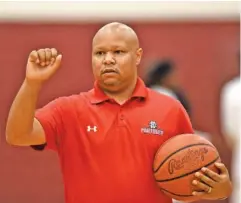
<box><xmin>35</xmin><ymin>78</ymin><xmax>194</xmax><ymax>203</ymax></box>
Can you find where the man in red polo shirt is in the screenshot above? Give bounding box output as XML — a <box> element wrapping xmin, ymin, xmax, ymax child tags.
<box><xmin>6</xmin><ymin>22</ymin><xmax>232</xmax><ymax>203</ymax></box>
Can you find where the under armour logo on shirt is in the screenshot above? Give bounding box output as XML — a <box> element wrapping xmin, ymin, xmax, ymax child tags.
<box><xmin>87</xmin><ymin>125</ymin><xmax>98</xmax><ymax>132</ymax></box>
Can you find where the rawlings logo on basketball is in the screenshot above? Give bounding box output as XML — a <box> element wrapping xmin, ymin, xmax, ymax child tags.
<box><xmin>168</xmin><ymin>147</ymin><xmax>208</xmax><ymax>174</ymax></box>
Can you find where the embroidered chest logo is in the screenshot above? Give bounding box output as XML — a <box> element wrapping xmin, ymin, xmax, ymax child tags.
<box><xmin>141</xmin><ymin>121</ymin><xmax>163</xmax><ymax>136</ymax></box>
<box><xmin>87</xmin><ymin>125</ymin><xmax>98</xmax><ymax>132</ymax></box>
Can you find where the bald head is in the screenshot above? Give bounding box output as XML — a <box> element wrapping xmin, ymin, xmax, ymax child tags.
<box><xmin>91</xmin><ymin>22</ymin><xmax>143</xmax><ymax>93</ymax></box>
<box><xmin>92</xmin><ymin>22</ymin><xmax>140</xmax><ymax>49</ymax></box>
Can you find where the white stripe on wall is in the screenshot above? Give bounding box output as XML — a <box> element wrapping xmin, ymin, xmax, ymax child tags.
<box><xmin>0</xmin><ymin>1</ymin><xmax>239</xmax><ymax>22</ymax></box>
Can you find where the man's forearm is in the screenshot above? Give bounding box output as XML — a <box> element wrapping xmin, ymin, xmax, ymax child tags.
<box><xmin>6</xmin><ymin>79</ymin><xmax>42</xmax><ymax>143</ymax></box>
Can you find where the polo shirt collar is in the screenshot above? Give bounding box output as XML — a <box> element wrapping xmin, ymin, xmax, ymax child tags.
<box><xmin>89</xmin><ymin>77</ymin><xmax>148</xmax><ymax>104</ymax></box>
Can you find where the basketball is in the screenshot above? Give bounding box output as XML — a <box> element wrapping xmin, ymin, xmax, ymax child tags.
<box><xmin>153</xmin><ymin>134</ymin><xmax>221</xmax><ymax>202</ymax></box>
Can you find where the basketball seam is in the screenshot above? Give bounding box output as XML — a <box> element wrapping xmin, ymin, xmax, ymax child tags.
<box><xmin>160</xmin><ymin>188</ymin><xmax>193</xmax><ymax>197</ymax></box>
<box><xmin>155</xmin><ymin>156</ymin><xmax>220</xmax><ymax>182</ymax></box>
<box><xmin>153</xmin><ymin>143</ymin><xmax>216</xmax><ymax>173</ymax></box>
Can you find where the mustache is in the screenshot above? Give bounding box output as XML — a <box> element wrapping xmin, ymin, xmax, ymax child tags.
<box><xmin>101</xmin><ymin>67</ymin><xmax>119</xmax><ymax>74</ymax></box>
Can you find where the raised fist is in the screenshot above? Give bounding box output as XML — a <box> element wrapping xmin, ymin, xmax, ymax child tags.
<box><xmin>26</xmin><ymin>48</ymin><xmax>62</xmax><ymax>85</ymax></box>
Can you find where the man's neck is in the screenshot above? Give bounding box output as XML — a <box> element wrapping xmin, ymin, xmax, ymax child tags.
<box><xmin>104</xmin><ymin>80</ymin><xmax>137</xmax><ymax>105</ymax></box>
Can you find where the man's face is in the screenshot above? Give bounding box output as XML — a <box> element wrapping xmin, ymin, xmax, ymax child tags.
<box><xmin>92</xmin><ymin>30</ymin><xmax>142</xmax><ymax>92</ymax></box>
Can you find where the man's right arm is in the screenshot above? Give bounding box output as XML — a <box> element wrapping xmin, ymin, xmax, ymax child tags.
<box><xmin>6</xmin><ymin>80</ymin><xmax>46</xmax><ymax>146</ymax></box>
<box><xmin>6</xmin><ymin>48</ymin><xmax>62</xmax><ymax>146</ymax></box>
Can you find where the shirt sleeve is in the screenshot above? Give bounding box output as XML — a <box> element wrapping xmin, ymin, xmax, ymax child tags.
<box><xmin>34</xmin><ymin>98</ymin><xmax>65</xmax><ymax>151</ymax></box>
<box><xmin>175</xmin><ymin>102</ymin><xmax>194</xmax><ymax>135</ymax></box>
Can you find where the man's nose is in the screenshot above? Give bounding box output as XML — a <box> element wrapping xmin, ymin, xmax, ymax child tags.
<box><xmin>103</xmin><ymin>52</ymin><xmax>115</xmax><ymax>65</ymax></box>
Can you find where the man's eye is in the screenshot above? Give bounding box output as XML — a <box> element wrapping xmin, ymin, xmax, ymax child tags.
<box><xmin>114</xmin><ymin>50</ymin><xmax>124</xmax><ymax>54</ymax></box>
<box><xmin>96</xmin><ymin>51</ymin><xmax>105</xmax><ymax>55</ymax></box>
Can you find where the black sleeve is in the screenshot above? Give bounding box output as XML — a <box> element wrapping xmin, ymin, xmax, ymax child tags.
<box><xmin>30</xmin><ymin>143</ymin><xmax>47</xmax><ymax>151</ymax></box>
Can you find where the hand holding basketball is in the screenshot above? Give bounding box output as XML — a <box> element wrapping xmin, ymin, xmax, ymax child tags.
<box><xmin>26</xmin><ymin>48</ymin><xmax>62</xmax><ymax>85</ymax></box>
<box><xmin>153</xmin><ymin>134</ymin><xmax>232</xmax><ymax>202</ymax></box>
<box><xmin>192</xmin><ymin>162</ymin><xmax>232</xmax><ymax>200</ymax></box>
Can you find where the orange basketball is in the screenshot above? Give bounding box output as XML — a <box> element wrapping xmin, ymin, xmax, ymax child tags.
<box><xmin>153</xmin><ymin>134</ymin><xmax>221</xmax><ymax>202</ymax></box>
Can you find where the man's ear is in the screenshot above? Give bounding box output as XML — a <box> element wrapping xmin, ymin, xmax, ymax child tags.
<box><xmin>136</xmin><ymin>48</ymin><xmax>143</xmax><ymax>66</ymax></box>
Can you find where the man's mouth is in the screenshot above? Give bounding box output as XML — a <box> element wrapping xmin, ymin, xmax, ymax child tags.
<box><xmin>102</xmin><ymin>69</ymin><xmax>118</xmax><ymax>74</ymax></box>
